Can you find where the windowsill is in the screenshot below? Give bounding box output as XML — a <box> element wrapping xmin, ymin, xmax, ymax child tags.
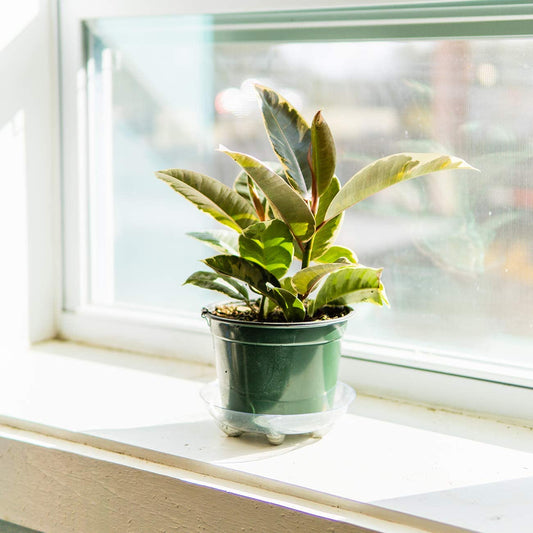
<box><xmin>2</xmin><ymin>341</ymin><xmax>533</xmax><ymax>532</ymax></box>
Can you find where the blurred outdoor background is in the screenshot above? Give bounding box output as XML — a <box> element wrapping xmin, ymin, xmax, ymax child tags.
<box><xmin>84</xmin><ymin>16</ymin><xmax>533</xmax><ymax>364</ymax></box>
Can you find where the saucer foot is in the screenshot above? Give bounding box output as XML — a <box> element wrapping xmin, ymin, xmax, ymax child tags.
<box><xmin>219</xmin><ymin>423</ymin><xmax>243</xmax><ymax>438</ymax></box>
<box><xmin>266</xmin><ymin>433</ymin><xmax>285</xmax><ymax>445</ymax></box>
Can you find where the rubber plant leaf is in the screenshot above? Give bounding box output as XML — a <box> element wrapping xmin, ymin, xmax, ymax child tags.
<box><xmin>187</xmin><ymin>230</ymin><xmax>239</xmax><ymax>255</ymax></box>
<box><xmin>203</xmin><ymin>255</ymin><xmax>280</xmax><ymax>298</ymax></box>
<box><xmin>308</xmin><ymin>266</ymin><xmax>388</xmax><ymax>316</ymax></box>
<box><xmin>294</xmin><ymin>176</ymin><xmax>342</xmax><ymax>261</ymax></box>
<box><xmin>238</xmin><ymin>220</ymin><xmax>294</xmax><ymax>278</ymax></box>
<box><xmin>234</xmin><ymin>169</ymin><xmax>254</xmax><ymax>200</ymax></box>
<box><xmin>325</xmin><ymin>153</ymin><xmax>478</xmax><ymax>221</ymax></box>
<box><xmin>310</xmin><ymin>213</ymin><xmax>344</xmax><ymax>261</ymax></box>
<box><xmin>263</xmin><ymin>278</ymin><xmax>297</xmax><ymax>316</ymax></box>
<box><xmin>291</xmin><ymin>262</ymin><xmax>352</xmax><ymax>299</ymax></box>
<box><xmin>279</xmin><ymin>276</ymin><xmax>297</xmax><ymax>294</ymax></box>
<box><xmin>266</xmin><ymin>286</ymin><xmax>306</xmax><ymax>321</ymax></box>
<box><xmin>316</xmin><ymin>176</ymin><xmax>341</xmax><ymax>225</ymax></box>
<box><xmin>156</xmin><ymin>169</ymin><xmax>258</xmax><ymax>232</ymax></box>
<box><xmin>255</xmin><ymin>84</ymin><xmax>312</xmax><ymax>194</ymax></box>
<box><xmin>311</xmin><ymin>111</ymin><xmax>336</xmax><ymax>196</ymax></box>
<box><xmin>234</xmin><ymin>167</ymin><xmax>277</xmax><ymax>220</ymax></box>
<box><xmin>184</xmin><ymin>271</ymin><xmax>249</xmax><ymax>302</ymax></box>
<box><xmin>306</xmin><ymin>176</ymin><xmax>343</xmax><ymax>260</ymax></box>
<box><xmin>265</xmin><ymin>277</ymin><xmax>297</xmax><ymax>316</ymax></box>
<box><xmin>220</xmin><ymin>147</ymin><xmax>315</xmax><ymax>243</ymax></box>
<box><xmin>234</xmin><ymin>162</ymin><xmax>286</xmax><ymax>199</ymax></box>
<box><xmin>315</xmin><ymin>246</ymin><xmax>358</xmax><ymax>264</ymax></box>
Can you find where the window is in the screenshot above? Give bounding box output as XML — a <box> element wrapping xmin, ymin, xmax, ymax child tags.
<box><xmin>60</xmin><ymin>1</ymin><xmax>533</xmax><ymax>405</ymax></box>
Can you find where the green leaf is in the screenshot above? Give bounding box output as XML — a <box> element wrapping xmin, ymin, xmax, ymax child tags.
<box><xmin>280</xmin><ymin>276</ymin><xmax>296</xmax><ymax>294</ymax></box>
<box><xmin>184</xmin><ymin>271</ymin><xmax>249</xmax><ymax>302</ymax></box>
<box><xmin>255</xmin><ymin>84</ymin><xmax>312</xmax><ymax>194</ymax></box>
<box><xmin>325</xmin><ymin>153</ymin><xmax>478</xmax><ymax>221</ymax></box>
<box><xmin>239</xmin><ymin>220</ymin><xmax>294</xmax><ymax>278</ymax></box>
<box><xmin>234</xmin><ymin>171</ymin><xmax>273</xmax><ymax>221</ymax></box>
<box><xmin>203</xmin><ymin>255</ymin><xmax>280</xmax><ymax>297</ymax></box>
<box><xmin>187</xmin><ymin>230</ymin><xmax>239</xmax><ymax>255</ymax></box>
<box><xmin>220</xmin><ymin>147</ymin><xmax>315</xmax><ymax>243</ymax></box>
<box><xmin>263</xmin><ymin>294</ymin><xmax>278</xmax><ymax>316</ymax></box>
<box><xmin>310</xmin><ymin>213</ymin><xmax>343</xmax><ymax>261</ymax></box>
<box><xmin>315</xmin><ymin>246</ymin><xmax>358</xmax><ymax>264</ymax></box>
<box><xmin>266</xmin><ymin>286</ymin><xmax>306</xmax><ymax>321</ymax></box>
<box><xmin>293</xmin><ymin>176</ymin><xmax>341</xmax><ymax>261</ymax></box>
<box><xmin>311</xmin><ymin>111</ymin><xmax>336</xmax><ymax>196</ymax></box>
<box><xmin>234</xmin><ymin>163</ymin><xmax>282</xmax><ymax>204</ymax></box>
<box><xmin>261</xmin><ymin>277</ymin><xmax>298</xmax><ymax>318</ymax></box>
<box><xmin>309</xmin><ymin>266</ymin><xmax>388</xmax><ymax>315</ymax></box>
<box><xmin>156</xmin><ymin>169</ymin><xmax>258</xmax><ymax>232</ymax></box>
<box><xmin>309</xmin><ymin>176</ymin><xmax>343</xmax><ymax>261</ymax></box>
<box><xmin>330</xmin><ymin>285</ymin><xmax>389</xmax><ymax>307</ymax></box>
<box><xmin>233</xmin><ymin>170</ymin><xmax>252</xmax><ymax>200</ymax></box>
<box><xmin>316</xmin><ymin>176</ymin><xmax>341</xmax><ymax>225</ymax></box>
<box><xmin>291</xmin><ymin>263</ymin><xmax>351</xmax><ymax>299</ymax></box>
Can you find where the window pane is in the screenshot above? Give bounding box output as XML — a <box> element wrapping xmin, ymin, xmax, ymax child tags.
<box><xmin>84</xmin><ymin>16</ymin><xmax>533</xmax><ymax>367</ymax></box>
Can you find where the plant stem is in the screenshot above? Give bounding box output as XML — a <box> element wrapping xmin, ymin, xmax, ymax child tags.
<box><xmin>259</xmin><ymin>296</ymin><xmax>267</xmax><ymax>320</ymax></box>
<box><xmin>301</xmin><ymin>238</ymin><xmax>313</xmax><ymax>269</ymax></box>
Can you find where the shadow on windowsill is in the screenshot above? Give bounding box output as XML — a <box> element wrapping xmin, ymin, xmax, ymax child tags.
<box><xmin>85</xmin><ymin>419</ymin><xmax>319</xmax><ymax>465</ymax></box>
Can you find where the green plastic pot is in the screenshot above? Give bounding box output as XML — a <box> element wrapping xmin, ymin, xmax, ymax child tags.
<box><xmin>202</xmin><ymin>304</ymin><xmax>352</xmax><ymax>415</ymax></box>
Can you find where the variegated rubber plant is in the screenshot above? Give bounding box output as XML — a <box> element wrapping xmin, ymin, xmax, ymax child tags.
<box><xmin>156</xmin><ymin>85</ymin><xmax>476</xmax><ymax>322</ymax></box>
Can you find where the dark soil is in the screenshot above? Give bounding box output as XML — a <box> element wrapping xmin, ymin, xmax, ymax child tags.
<box><xmin>210</xmin><ymin>301</ymin><xmax>352</xmax><ymax>323</ymax></box>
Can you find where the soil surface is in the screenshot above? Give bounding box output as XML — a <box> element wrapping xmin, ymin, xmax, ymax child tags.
<box><xmin>210</xmin><ymin>302</ymin><xmax>352</xmax><ymax>323</ymax></box>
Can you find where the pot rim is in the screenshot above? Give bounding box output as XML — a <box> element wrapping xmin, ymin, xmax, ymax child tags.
<box><xmin>201</xmin><ymin>301</ymin><xmax>354</xmax><ymax>328</ymax></box>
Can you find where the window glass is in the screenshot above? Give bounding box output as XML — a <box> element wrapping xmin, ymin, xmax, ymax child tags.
<box><xmin>85</xmin><ymin>16</ymin><xmax>533</xmax><ymax>366</ymax></box>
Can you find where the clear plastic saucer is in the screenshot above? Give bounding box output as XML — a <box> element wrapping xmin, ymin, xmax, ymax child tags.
<box><xmin>200</xmin><ymin>381</ymin><xmax>356</xmax><ymax>445</ymax></box>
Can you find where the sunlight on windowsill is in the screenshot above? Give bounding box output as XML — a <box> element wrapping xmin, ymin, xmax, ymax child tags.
<box><xmin>1</xmin><ymin>340</ymin><xmax>533</xmax><ymax>532</ymax></box>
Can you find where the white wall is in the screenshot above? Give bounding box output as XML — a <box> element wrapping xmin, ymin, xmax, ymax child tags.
<box><xmin>0</xmin><ymin>0</ymin><xmax>58</xmax><ymax>344</ymax></box>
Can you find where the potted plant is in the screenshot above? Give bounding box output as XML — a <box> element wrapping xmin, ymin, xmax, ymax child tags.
<box><xmin>155</xmin><ymin>85</ymin><xmax>475</xmax><ymax>430</ymax></box>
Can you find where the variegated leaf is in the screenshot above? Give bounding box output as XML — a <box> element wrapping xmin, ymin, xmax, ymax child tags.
<box><xmin>184</xmin><ymin>271</ymin><xmax>249</xmax><ymax>302</ymax></box>
<box><xmin>220</xmin><ymin>147</ymin><xmax>315</xmax><ymax>243</ymax></box>
<box><xmin>266</xmin><ymin>286</ymin><xmax>306</xmax><ymax>321</ymax></box>
<box><xmin>308</xmin><ymin>266</ymin><xmax>388</xmax><ymax>315</ymax></box>
<box><xmin>203</xmin><ymin>255</ymin><xmax>280</xmax><ymax>297</ymax></box>
<box><xmin>156</xmin><ymin>169</ymin><xmax>258</xmax><ymax>231</ymax></box>
<box><xmin>187</xmin><ymin>230</ymin><xmax>239</xmax><ymax>255</ymax></box>
<box><xmin>325</xmin><ymin>153</ymin><xmax>477</xmax><ymax>221</ymax></box>
<box><xmin>310</xmin><ymin>213</ymin><xmax>343</xmax><ymax>261</ymax></box>
<box><xmin>311</xmin><ymin>111</ymin><xmax>336</xmax><ymax>196</ymax></box>
<box><xmin>255</xmin><ymin>84</ymin><xmax>311</xmax><ymax>194</ymax></box>
<box><xmin>291</xmin><ymin>262</ymin><xmax>351</xmax><ymax>298</ymax></box>
<box><xmin>315</xmin><ymin>246</ymin><xmax>358</xmax><ymax>264</ymax></box>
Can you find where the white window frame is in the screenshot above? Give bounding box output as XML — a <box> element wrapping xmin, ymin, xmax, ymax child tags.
<box><xmin>0</xmin><ymin>0</ymin><xmax>61</xmax><ymax>346</ymax></box>
<box><xmin>58</xmin><ymin>0</ymin><xmax>533</xmax><ymax>422</ymax></box>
